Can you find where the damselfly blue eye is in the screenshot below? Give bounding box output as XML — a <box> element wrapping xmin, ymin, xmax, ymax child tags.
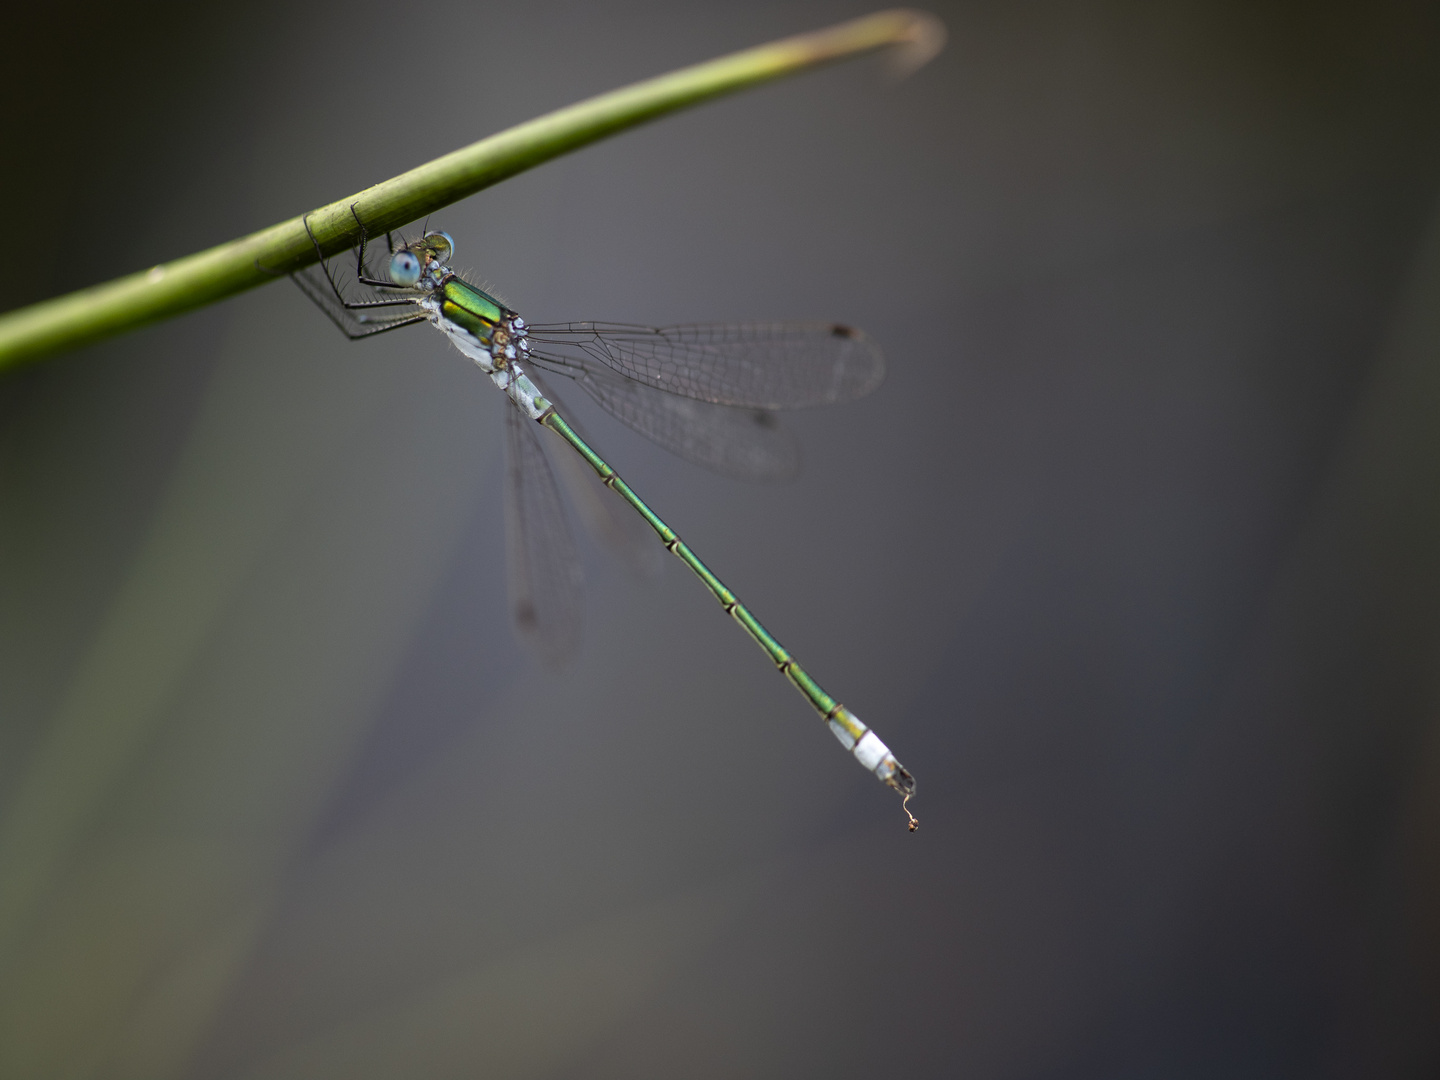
<box><xmin>389</xmin><ymin>250</ymin><xmax>422</xmax><ymax>286</ymax></box>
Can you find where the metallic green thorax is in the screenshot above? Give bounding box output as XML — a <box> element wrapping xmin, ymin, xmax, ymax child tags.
<box><xmin>440</xmin><ymin>277</ymin><xmax>506</xmax><ymax>344</ymax></box>
<box><xmin>540</xmin><ymin>408</ymin><xmax>914</xmax><ymax>799</ymax></box>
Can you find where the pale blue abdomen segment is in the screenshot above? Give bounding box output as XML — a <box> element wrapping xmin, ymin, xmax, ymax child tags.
<box><xmin>827</xmin><ymin>707</ymin><xmax>907</xmax><ymax>787</ymax></box>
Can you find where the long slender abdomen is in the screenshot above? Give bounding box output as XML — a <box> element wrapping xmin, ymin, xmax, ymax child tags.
<box><xmin>537</xmin><ymin>405</ymin><xmax>916</xmax><ymax>822</ymax></box>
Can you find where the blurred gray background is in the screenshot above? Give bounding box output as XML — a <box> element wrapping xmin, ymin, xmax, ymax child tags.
<box><xmin>3</xmin><ymin>1</ymin><xmax>1440</xmax><ymax>1076</ymax></box>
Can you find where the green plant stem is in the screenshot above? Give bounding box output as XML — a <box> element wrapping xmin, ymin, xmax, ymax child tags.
<box><xmin>0</xmin><ymin>9</ymin><xmax>942</xmax><ymax>371</ymax></box>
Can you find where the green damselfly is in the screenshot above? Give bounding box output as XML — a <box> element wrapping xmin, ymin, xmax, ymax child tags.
<box><xmin>295</xmin><ymin>213</ymin><xmax>917</xmax><ymax>828</ymax></box>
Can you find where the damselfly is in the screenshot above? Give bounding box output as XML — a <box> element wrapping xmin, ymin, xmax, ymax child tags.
<box><xmin>294</xmin><ymin>211</ymin><xmax>917</xmax><ymax>828</ymax></box>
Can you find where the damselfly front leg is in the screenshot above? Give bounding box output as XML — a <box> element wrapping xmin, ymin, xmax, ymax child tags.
<box><xmin>295</xmin><ymin>210</ymin><xmax>428</xmax><ymax>340</ymax></box>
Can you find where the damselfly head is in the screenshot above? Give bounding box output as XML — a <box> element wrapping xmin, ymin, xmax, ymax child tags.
<box><xmin>389</xmin><ymin>232</ymin><xmax>454</xmax><ymax>287</ymax></box>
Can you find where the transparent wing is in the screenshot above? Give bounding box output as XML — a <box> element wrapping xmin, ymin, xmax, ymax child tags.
<box><xmin>524</xmin><ymin>369</ymin><xmax>665</xmax><ymax>579</ymax></box>
<box><xmin>504</xmin><ymin>401</ymin><xmax>584</xmax><ymax>668</ymax></box>
<box><xmin>524</xmin><ymin>322</ymin><xmax>885</xmax><ymax>409</ymax></box>
<box><xmin>527</xmin><ymin>352</ymin><xmax>800</xmax><ymax>481</ymax></box>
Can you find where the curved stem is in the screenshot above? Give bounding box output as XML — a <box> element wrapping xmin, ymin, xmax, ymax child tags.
<box><xmin>0</xmin><ymin>9</ymin><xmax>942</xmax><ymax>371</ymax></box>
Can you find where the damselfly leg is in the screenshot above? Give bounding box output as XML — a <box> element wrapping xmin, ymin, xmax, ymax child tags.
<box><xmin>295</xmin><ymin>210</ymin><xmax>428</xmax><ymax>339</ymax></box>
